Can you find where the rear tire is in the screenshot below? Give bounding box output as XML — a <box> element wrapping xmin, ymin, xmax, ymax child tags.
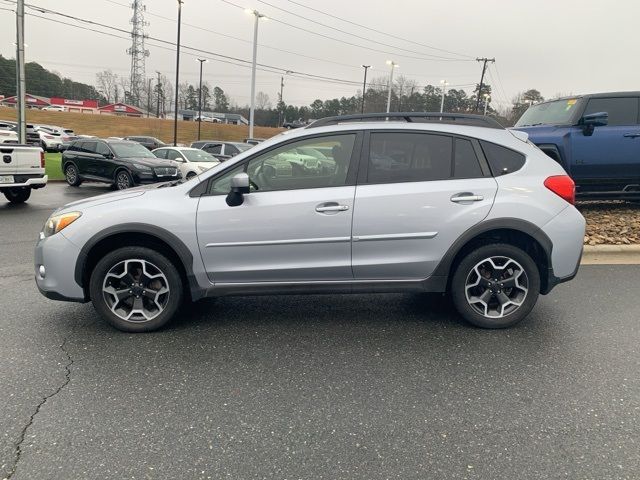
<box><xmin>3</xmin><ymin>187</ymin><xmax>31</xmax><ymax>204</ymax></box>
<box><xmin>64</xmin><ymin>163</ymin><xmax>82</xmax><ymax>186</ymax></box>
<box><xmin>451</xmin><ymin>243</ymin><xmax>540</xmax><ymax>329</ymax></box>
<box><xmin>89</xmin><ymin>246</ymin><xmax>183</xmax><ymax>332</ymax></box>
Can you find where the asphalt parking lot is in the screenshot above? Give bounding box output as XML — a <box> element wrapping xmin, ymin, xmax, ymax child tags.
<box><xmin>1</xmin><ymin>183</ymin><xmax>639</xmax><ymax>479</ymax></box>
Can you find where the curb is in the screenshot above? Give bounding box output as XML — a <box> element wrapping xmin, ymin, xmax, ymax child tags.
<box><xmin>582</xmin><ymin>245</ymin><xmax>640</xmax><ymax>265</ymax></box>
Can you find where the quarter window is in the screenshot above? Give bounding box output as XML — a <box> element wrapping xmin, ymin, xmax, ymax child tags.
<box><xmin>81</xmin><ymin>141</ymin><xmax>97</xmax><ymax>153</ymax></box>
<box><xmin>480</xmin><ymin>141</ymin><xmax>526</xmax><ymax>176</ymax></box>
<box><xmin>583</xmin><ymin>97</ymin><xmax>639</xmax><ymax>126</ymax></box>
<box><xmin>367</xmin><ymin>132</ymin><xmax>452</xmax><ymax>184</ymax></box>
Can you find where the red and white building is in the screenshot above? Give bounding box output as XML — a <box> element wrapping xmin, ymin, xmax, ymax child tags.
<box><xmin>0</xmin><ymin>95</ymin><xmax>148</xmax><ymax>117</ymax></box>
<box><xmin>49</xmin><ymin>97</ymin><xmax>98</xmax><ymax>113</ymax></box>
<box><xmin>97</xmin><ymin>102</ymin><xmax>145</xmax><ymax>117</ymax></box>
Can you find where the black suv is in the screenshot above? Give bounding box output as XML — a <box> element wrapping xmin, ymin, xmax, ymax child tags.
<box><xmin>62</xmin><ymin>139</ymin><xmax>181</xmax><ymax>190</ymax></box>
<box><xmin>123</xmin><ymin>136</ymin><xmax>167</xmax><ymax>150</ymax></box>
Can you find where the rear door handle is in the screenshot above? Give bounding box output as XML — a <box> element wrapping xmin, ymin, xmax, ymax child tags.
<box><xmin>450</xmin><ymin>193</ymin><xmax>484</xmax><ymax>203</ymax></box>
<box><xmin>623</xmin><ymin>132</ymin><xmax>640</xmax><ymax>138</ymax></box>
<box><xmin>315</xmin><ymin>203</ymin><xmax>349</xmax><ymax>213</ymax></box>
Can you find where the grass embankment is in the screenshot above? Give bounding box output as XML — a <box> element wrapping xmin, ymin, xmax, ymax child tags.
<box><xmin>44</xmin><ymin>153</ymin><xmax>63</xmax><ymax>180</ymax></box>
<box><xmin>0</xmin><ymin>106</ymin><xmax>282</xmax><ymax>144</ymax></box>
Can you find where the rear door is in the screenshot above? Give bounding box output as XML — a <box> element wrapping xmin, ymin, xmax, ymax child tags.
<box><xmin>352</xmin><ymin>131</ymin><xmax>497</xmax><ymax>280</ymax></box>
<box><xmin>571</xmin><ymin>96</ymin><xmax>640</xmax><ymax>183</ymax></box>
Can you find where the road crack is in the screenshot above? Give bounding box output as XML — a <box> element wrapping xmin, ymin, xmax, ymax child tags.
<box><xmin>3</xmin><ymin>338</ymin><xmax>74</xmax><ymax>480</ymax></box>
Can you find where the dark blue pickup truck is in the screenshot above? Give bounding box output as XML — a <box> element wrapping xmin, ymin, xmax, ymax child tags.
<box><xmin>514</xmin><ymin>92</ymin><xmax>640</xmax><ymax>199</ymax></box>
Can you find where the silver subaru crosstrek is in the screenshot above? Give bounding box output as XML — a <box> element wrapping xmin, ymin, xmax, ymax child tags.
<box><xmin>35</xmin><ymin>113</ymin><xmax>585</xmax><ymax>332</ymax></box>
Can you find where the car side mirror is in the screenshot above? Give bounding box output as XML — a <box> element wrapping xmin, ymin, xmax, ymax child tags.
<box><xmin>580</xmin><ymin>111</ymin><xmax>608</xmax><ymax>136</ymax></box>
<box><xmin>226</xmin><ymin>172</ymin><xmax>250</xmax><ymax>207</ymax></box>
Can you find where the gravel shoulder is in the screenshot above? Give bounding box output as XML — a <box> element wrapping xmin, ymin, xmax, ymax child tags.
<box><xmin>577</xmin><ymin>201</ymin><xmax>640</xmax><ymax>245</ymax></box>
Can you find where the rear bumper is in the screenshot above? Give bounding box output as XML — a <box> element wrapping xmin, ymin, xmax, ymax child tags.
<box><xmin>0</xmin><ymin>174</ymin><xmax>48</xmax><ymax>189</ymax></box>
<box><xmin>540</xmin><ymin>206</ymin><xmax>585</xmax><ymax>293</ymax></box>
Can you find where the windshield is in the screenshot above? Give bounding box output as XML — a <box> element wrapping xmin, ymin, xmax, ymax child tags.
<box><xmin>110</xmin><ymin>142</ymin><xmax>156</xmax><ymax>158</ymax></box>
<box><xmin>515</xmin><ymin>98</ymin><xmax>582</xmax><ymax>127</ymax></box>
<box><xmin>182</xmin><ymin>150</ymin><xmax>219</xmax><ymax>162</ymax></box>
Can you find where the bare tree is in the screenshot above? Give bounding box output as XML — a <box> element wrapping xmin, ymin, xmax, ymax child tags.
<box><xmin>256</xmin><ymin>91</ymin><xmax>271</xmax><ymax>110</ymax></box>
<box><xmin>178</xmin><ymin>82</ymin><xmax>190</xmax><ymax>110</ymax></box>
<box><xmin>95</xmin><ymin>70</ymin><xmax>118</xmax><ymax>103</ymax></box>
<box><xmin>119</xmin><ymin>76</ymin><xmax>131</xmax><ymax>104</ymax></box>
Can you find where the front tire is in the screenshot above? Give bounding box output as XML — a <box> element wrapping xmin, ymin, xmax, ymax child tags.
<box><xmin>115</xmin><ymin>170</ymin><xmax>134</xmax><ymax>190</ymax></box>
<box><xmin>186</xmin><ymin>171</ymin><xmax>197</xmax><ymax>180</ymax></box>
<box><xmin>64</xmin><ymin>163</ymin><xmax>82</xmax><ymax>186</ymax></box>
<box><xmin>451</xmin><ymin>244</ymin><xmax>540</xmax><ymax>329</ymax></box>
<box><xmin>3</xmin><ymin>187</ymin><xmax>31</xmax><ymax>204</ymax></box>
<box><xmin>89</xmin><ymin>247</ymin><xmax>183</xmax><ymax>332</ymax></box>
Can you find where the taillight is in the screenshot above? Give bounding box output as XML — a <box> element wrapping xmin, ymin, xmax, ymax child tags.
<box><xmin>544</xmin><ymin>175</ymin><xmax>575</xmax><ymax>205</ymax></box>
<box><xmin>40</xmin><ymin>151</ymin><xmax>45</xmax><ymax>168</ymax></box>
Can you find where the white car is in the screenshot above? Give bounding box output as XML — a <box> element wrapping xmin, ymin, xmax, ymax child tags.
<box><xmin>42</xmin><ymin>105</ymin><xmax>66</xmax><ymax>112</ymax></box>
<box><xmin>0</xmin><ymin>126</ymin><xmax>18</xmax><ymax>144</ymax></box>
<box><xmin>35</xmin><ymin>125</ymin><xmax>78</xmax><ymax>151</ymax></box>
<box><xmin>152</xmin><ymin>147</ymin><xmax>220</xmax><ymax>180</ymax></box>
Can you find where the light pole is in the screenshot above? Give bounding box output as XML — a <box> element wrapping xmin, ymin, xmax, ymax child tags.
<box><xmin>246</xmin><ymin>8</ymin><xmax>266</xmax><ymax>139</ymax></box>
<box><xmin>361</xmin><ymin>64</ymin><xmax>370</xmax><ymax>114</ymax></box>
<box><xmin>439</xmin><ymin>80</ymin><xmax>449</xmax><ymax>113</ymax></box>
<box><xmin>15</xmin><ymin>0</ymin><xmax>26</xmax><ymax>143</ymax></box>
<box><xmin>483</xmin><ymin>94</ymin><xmax>490</xmax><ymax>115</ymax></box>
<box><xmin>385</xmin><ymin>60</ymin><xmax>398</xmax><ymax>114</ymax></box>
<box><xmin>173</xmin><ymin>0</ymin><xmax>183</xmax><ymax>146</ymax></box>
<box><xmin>197</xmin><ymin>58</ymin><xmax>207</xmax><ymax>140</ymax></box>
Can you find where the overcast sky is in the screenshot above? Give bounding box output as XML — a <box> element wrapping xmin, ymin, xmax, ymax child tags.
<box><xmin>0</xmin><ymin>0</ymin><xmax>637</xmax><ymax>110</ymax></box>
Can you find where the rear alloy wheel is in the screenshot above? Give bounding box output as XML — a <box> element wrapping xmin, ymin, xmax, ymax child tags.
<box><xmin>115</xmin><ymin>170</ymin><xmax>134</xmax><ymax>190</ymax></box>
<box><xmin>89</xmin><ymin>247</ymin><xmax>183</xmax><ymax>332</ymax></box>
<box><xmin>451</xmin><ymin>244</ymin><xmax>540</xmax><ymax>328</ymax></box>
<box><xmin>64</xmin><ymin>163</ymin><xmax>82</xmax><ymax>186</ymax></box>
<box><xmin>3</xmin><ymin>187</ymin><xmax>31</xmax><ymax>204</ymax></box>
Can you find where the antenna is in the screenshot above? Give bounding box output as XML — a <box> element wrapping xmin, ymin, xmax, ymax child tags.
<box><xmin>126</xmin><ymin>0</ymin><xmax>150</xmax><ymax>107</ymax></box>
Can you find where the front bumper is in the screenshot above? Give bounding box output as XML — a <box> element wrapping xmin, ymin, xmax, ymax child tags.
<box><xmin>35</xmin><ymin>231</ymin><xmax>87</xmax><ymax>303</ymax></box>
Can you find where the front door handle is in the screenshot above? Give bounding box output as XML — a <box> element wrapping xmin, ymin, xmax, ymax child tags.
<box><xmin>315</xmin><ymin>203</ymin><xmax>349</xmax><ymax>213</ymax></box>
<box><xmin>450</xmin><ymin>192</ymin><xmax>484</xmax><ymax>203</ymax></box>
<box><xmin>623</xmin><ymin>132</ymin><xmax>640</xmax><ymax>138</ymax></box>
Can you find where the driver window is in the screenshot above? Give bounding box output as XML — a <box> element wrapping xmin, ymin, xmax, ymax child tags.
<box><xmin>247</xmin><ymin>134</ymin><xmax>355</xmax><ymax>192</ymax></box>
<box><xmin>166</xmin><ymin>149</ymin><xmax>183</xmax><ymax>161</ymax></box>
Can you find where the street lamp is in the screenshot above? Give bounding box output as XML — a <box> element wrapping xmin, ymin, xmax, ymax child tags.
<box><xmin>483</xmin><ymin>93</ymin><xmax>491</xmax><ymax>116</ymax></box>
<box><xmin>439</xmin><ymin>80</ymin><xmax>449</xmax><ymax>113</ymax></box>
<box><xmin>385</xmin><ymin>60</ymin><xmax>398</xmax><ymax>114</ymax></box>
<box><xmin>197</xmin><ymin>58</ymin><xmax>207</xmax><ymax>140</ymax></box>
<box><xmin>361</xmin><ymin>65</ymin><xmax>370</xmax><ymax>114</ymax></box>
<box><xmin>173</xmin><ymin>0</ymin><xmax>183</xmax><ymax>146</ymax></box>
<box><xmin>246</xmin><ymin>8</ymin><xmax>267</xmax><ymax>139</ymax></box>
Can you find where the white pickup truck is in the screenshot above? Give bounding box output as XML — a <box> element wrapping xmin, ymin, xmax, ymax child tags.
<box><xmin>0</xmin><ymin>144</ymin><xmax>47</xmax><ymax>203</ymax></box>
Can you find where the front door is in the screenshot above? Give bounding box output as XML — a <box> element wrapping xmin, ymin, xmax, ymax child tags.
<box><xmin>571</xmin><ymin>96</ymin><xmax>640</xmax><ymax>184</ymax></box>
<box><xmin>196</xmin><ymin>132</ymin><xmax>360</xmax><ymax>284</ymax></box>
<box><xmin>352</xmin><ymin>132</ymin><xmax>497</xmax><ymax>279</ymax></box>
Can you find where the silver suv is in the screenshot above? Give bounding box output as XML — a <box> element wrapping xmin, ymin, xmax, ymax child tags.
<box><xmin>35</xmin><ymin>113</ymin><xmax>585</xmax><ymax>332</ymax></box>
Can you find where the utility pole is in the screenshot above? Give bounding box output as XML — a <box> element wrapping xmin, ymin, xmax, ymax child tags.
<box><xmin>385</xmin><ymin>60</ymin><xmax>398</xmax><ymax>114</ymax></box>
<box><xmin>247</xmin><ymin>9</ymin><xmax>266</xmax><ymax>139</ymax></box>
<box><xmin>15</xmin><ymin>0</ymin><xmax>26</xmax><ymax>143</ymax></box>
<box><xmin>147</xmin><ymin>78</ymin><xmax>151</xmax><ymax>117</ymax></box>
<box><xmin>155</xmin><ymin>71</ymin><xmax>161</xmax><ymax>118</ymax></box>
<box><xmin>361</xmin><ymin>65</ymin><xmax>370</xmax><ymax>114</ymax></box>
<box><xmin>475</xmin><ymin>57</ymin><xmax>494</xmax><ymax>113</ymax></box>
<box><xmin>440</xmin><ymin>80</ymin><xmax>449</xmax><ymax>113</ymax></box>
<box><xmin>278</xmin><ymin>75</ymin><xmax>284</xmax><ymax>127</ymax></box>
<box><xmin>483</xmin><ymin>94</ymin><xmax>490</xmax><ymax>115</ymax></box>
<box><xmin>197</xmin><ymin>58</ymin><xmax>206</xmax><ymax>140</ymax></box>
<box><xmin>173</xmin><ymin>0</ymin><xmax>183</xmax><ymax>146</ymax></box>
<box><xmin>127</xmin><ymin>0</ymin><xmax>149</xmax><ymax>107</ymax></box>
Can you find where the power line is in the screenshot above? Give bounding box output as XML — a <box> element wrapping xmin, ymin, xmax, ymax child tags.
<box><xmin>255</xmin><ymin>0</ymin><xmax>470</xmax><ymax>61</ymax></box>
<box><xmin>286</xmin><ymin>0</ymin><xmax>474</xmax><ymax>59</ymax></box>
<box><xmin>219</xmin><ymin>0</ymin><xmax>473</xmax><ymax>62</ymax></box>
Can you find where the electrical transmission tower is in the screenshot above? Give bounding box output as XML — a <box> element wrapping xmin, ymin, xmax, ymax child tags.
<box><xmin>127</xmin><ymin>0</ymin><xmax>149</xmax><ymax>107</ymax></box>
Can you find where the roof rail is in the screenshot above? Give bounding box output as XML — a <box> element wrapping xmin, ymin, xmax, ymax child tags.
<box><xmin>306</xmin><ymin>112</ymin><xmax>504</xmax><ymax>129</ymax></box>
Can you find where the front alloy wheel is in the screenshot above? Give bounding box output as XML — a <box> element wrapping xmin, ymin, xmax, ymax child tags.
<box><xmin>90</xmin><ymin>247</ymin><xmax>183</xmax><ymax>332</ymax></box>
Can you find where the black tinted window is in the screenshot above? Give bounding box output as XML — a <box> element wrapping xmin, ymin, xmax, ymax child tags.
<box><xmin>81</xmin><ymin>141</ymin><xmax>97</xmax><ymax>153</ymax></box>
<box><xmin>584</xmin><ymin>97</ymin><xmax>639</xmax><ymax>126</ymax></box>
<box><xmin>95</xmin><ymin>142</ymin><xmax>111</xmax><ymax>156</ymax></box>
<box><xmin>204</xmin><ymin>144</ymin><xmax>222</xmax><ymax>155</ymax></box>
<box><xmin>480</xmin><ymin>141</ymin><xmax>526</xmax><ymax>176</ymax></box>
<box><xmin>454</xmin><ymin>139</ymin><xmax>483</xmax><ymax>179</ymax></box>
<box><xmin>367</xmin><ymin>132</ymin><xmax>452</xmax><ymax>184</ymax></box>
<box><xmin>226</xmin><ymin>145</ymin><xmax>239</xmax><ymax>155</ymax></box>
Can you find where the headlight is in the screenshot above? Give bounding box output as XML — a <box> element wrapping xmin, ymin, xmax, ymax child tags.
<box><xmin>133</xmin><ymin>163</ymin><xmax>152</xmax><ymax>171</ymax></box>
<box><xmin>42</xmin><ymin>211</ymin><xmax>81</xmax><ymax>238</ymax></box>
<box><xmin>197</xmin><ymin>165</ymin><xmax>207</xmax><ymax>172</ymax></box>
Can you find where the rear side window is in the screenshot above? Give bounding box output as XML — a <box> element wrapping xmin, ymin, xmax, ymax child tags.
<box><xmin>583</xmin><ymin>97</ymin><xmax>639</xmax><ymax>126</ymax></box>
<box><xmin>204</xmin><ymin>144</ymin><xmax>222</xmax><ymax>155</ymax></box>
<box><xmin>454</xmin><ymin>138</ymin><xmax>483</xmax><ymax>179</ymax></box>
<box><xmin>81</xmin><ymin>141</ymin><xmax>98</xmax><ymax>153</ymax></box>
<box><xmin>95</xmin><ymin>142</ymin><xmax>111</xmax><ymax>156</ymax></box>
<box><xmin>480</xmin><ymin>141</ymin><xmax>526</xmax><ymax>176</ymax></box>
<box><xmin>154</xmin><ymin>149</ymin><xmax>168</xmax><ymax>159</ymax></box>
<box><xmin>367</xmin><ymin>132</ymin><xmax>452</xmax><ymax>184</ymax></box>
